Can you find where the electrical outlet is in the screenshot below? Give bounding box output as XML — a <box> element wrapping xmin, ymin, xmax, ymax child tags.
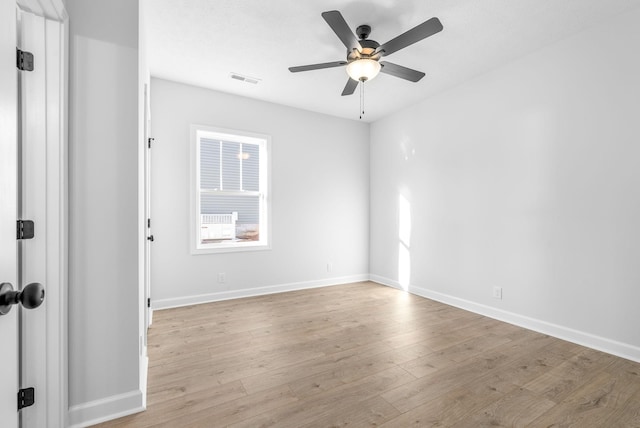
<box><xmin>218</xmin><ymin>273</ymin><xmax>226</xmax><ymax>283</ymax></box>
<box><xmin>327</xmin><ymin>262</ymin><xmax>332</xmax><ymax>272</ymax></box>
<box><xmin>493</xmin><ymin>286</ymin><xmax>502</xmax><ymax>300</ymax></box>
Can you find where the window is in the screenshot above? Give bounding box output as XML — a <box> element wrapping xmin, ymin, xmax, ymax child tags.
<box><xmin>191</xmin><ymin>125</ymin><xmax>270</xmax><ymax>253</ymax></box>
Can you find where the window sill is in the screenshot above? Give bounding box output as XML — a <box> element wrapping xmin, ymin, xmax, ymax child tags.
<box><xmin>192</xmin><ymin>241</ymin><xmax>271</xmax><ymax>255</ymax></box>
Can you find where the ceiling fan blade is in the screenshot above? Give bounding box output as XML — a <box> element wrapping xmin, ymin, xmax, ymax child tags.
<box><xmin>322</xmin><ymin>10</ymin><xmax>362</xmax><ymax>52</ymax></box>
<box><xmin>289</xmin><ymin>61</ymin><xmax>347</xmax><ymax>73</ymax></box>
<box><xmin>380</xmin><ymin>61</ymin><xmax>425</xmax><ymax>82</ymax></box>
<box><xmin>341</xmin><ymin>78</ymin><xmax>358</xmax><ymax>96</ymax></box>
<box><xmin>377</xmin><ymin>17</ymin><xmax>443</xmax><ymax>57</ymax></box>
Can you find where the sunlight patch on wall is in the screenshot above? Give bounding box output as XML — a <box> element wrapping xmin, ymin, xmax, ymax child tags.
<box><xmin>398</xmin><ymin>193</ymin><xmax>411</xmax><ymax>291</ymax></box>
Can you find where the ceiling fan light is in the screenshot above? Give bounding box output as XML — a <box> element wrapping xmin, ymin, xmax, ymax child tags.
<box><xmin>346</xmin><ymin>58</ymin><xmax>381</xmax><ymax>82</ymax></box>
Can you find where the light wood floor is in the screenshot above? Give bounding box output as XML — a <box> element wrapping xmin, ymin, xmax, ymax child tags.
<box><xmin>94</xmin><ymin>281</ymin><xmax>640</xmax><ymax>427</ymax></box>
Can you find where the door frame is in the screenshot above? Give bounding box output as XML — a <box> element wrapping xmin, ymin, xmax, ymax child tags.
<box><xmin>15</xmin><ymin>0</ymin><xmax>68</xmax><ymax>426</ymax></box>
<box><xmin>144</xmin><ymin>82</ymin><xmax>152</xmax><ymax>330</ymax></box>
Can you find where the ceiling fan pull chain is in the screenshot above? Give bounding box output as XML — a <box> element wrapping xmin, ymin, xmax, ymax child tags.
<box><xmin>359</xmin><ymin>82</ymin><xmax>362</xmax><ymax>119</ymax></box>
<box><xmin>359</xmin><ymin>80</ymin><xmax>365</xmax><ymax>120</ymax></box>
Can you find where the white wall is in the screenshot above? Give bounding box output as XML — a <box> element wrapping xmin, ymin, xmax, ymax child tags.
<box><xmin>370</xmin><ymin>8</ymin><xmax>640</xmax><ymax>360</ymax></box>
<box><xmin>150</xmin><ymin>78</ymin><xmax>369</xmax><ymax>307</ymax></box>
<box><xmin>66</xmin><ymin>0</ymin><xmax>142</xmax><ymax>424</ymax></box>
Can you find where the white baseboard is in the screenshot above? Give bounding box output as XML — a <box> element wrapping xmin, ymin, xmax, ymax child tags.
<box><xmin>369</xmin><ymin>274</ymin><xmax>640</xmax><ymax>363</ymax></box>
<box><xmin>68</xmin><ymin>389</ymin><xmax>145</xmax><ymax>428</ymax></box>
<box><xmin>153</xmin><ymin>274</ymin><xmax>370</xmax><ymax>310</ymax></box>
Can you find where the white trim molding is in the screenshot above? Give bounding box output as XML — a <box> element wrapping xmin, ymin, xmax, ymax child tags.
<box><xmin>154</xmin><ymin>274</ymin><xmax>370</xmax><ymax>310</ymax></box>
<box><xmin>370</xmin><ymin>274</ymin><xmax>640</xmax><ymax>363</ymax></box>
<box><xmin>68</xmin><ymin>389</ymin><xmax>145</xmax><ymax>428</ymax></box>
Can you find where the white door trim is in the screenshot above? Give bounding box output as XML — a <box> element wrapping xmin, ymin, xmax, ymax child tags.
<box><xmin>16</xmin><ymin>0</ymin><xmax>68</xmax><ymax>426</ymax></box>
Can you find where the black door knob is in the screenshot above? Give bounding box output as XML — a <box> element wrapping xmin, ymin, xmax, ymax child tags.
<box><xmin>0</xmin><ymin>282</ymin><xmax>45</xmax><ymax>315</ymax></box>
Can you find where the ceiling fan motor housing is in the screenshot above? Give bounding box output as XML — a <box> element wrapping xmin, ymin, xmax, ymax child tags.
<box><xmin>348</xmin><ymin>38</ymin><xmax>380</xmax><ymax>60</ymax></box>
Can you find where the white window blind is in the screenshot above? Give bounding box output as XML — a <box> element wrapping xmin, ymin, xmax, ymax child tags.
<box><xmin>200</xmin><ymin>139</ymin><xmax>260</xmax><ymax>225</ymax></box>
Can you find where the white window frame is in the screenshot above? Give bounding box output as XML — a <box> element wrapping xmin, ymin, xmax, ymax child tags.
<box><xmin>190</xmin><ymin>124</ymin><xmax>271</xmax><ymax>254</ymax></box>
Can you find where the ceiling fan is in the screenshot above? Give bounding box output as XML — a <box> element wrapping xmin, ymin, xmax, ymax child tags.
<box><xmin>289</xmin><ymin>10</ymin><xmax>443</xmax><ymax>96</ymax></box>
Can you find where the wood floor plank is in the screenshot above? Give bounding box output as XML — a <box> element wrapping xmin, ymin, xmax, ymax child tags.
<box><xmin>398</xmin><ymin>349</ymin><xmax>455</xmax><ymax>378</ymax></box>
<box><xmin>239</xmin><ymin>340</ymin><xmax>391</xmax><ymax>395</ymax></box>
<box><xmin>157</xmin><ymin>384</ymin><xmax>297</xmax><ymax>428</ymax></box>
<box><xmin>451</xmin><ymin>387</ymin><xmax>556</xmax><ymax>427</ymax></box>
<box><xmin>285</xmin><ymin>350</ymin><xmax>401</xmax><ymax>399</ymax></box>
<box><xmin>378</xmin><ymin>383</ymin><xmax>508</xmax><ymax>428</ymax></box>
<box><xmin>299</xmin><ymin>395</ymin><xmax>400</xmax><ymax>428</ymax></box>
<box><xmin>607</xmin><ymin>387</ymin><xmax>640</xmax><ymax>427</ymax></box>
<box><xmin>522</xmin><ymin>348</ymin><xmax>617</xmax><ymax>403</ymax></box>
<box><xmin>229</xmin><ymin>366</ymin><xmax>415</xmax><ymax>428</ymax></box>
<box><xmin>93</xmin><ymin>281</ymin><xmax>640</xmax><ymax>428</ymax></box>
<box><xmin>528</xmin><ymin>367</ymin><xmax>640</xmax><ymax>427</ymax></box>
<box><xmin>380</xmin><ymin>352</ymin><xmax>510</xmax><ymax>413</ymax></box>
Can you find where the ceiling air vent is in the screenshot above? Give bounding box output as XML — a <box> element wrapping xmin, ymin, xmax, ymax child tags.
<box><xmin>230</xmin><ymin>73</ymin><xmax>260</xmax><ymax>84</ymax></box>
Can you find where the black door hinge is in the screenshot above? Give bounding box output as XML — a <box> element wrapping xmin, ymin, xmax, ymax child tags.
<box><xmin>147</xmin><ymin>298</ymin><xmax>151</xmax><ymax>308</ymax></box>
<box><xmin>16</xmin><ymin>48</ymin><xmax>34</xmax><ymax>71</ymax></box>
<box><xmin>147</xmin><ymin>218</ymin><xmax>151</xmax><ymax>228</ymax></box>
<box><xmin>148</xmin><ymin>137</ymin><xmax>154</xmax><ymax>148</ymax></box>
<box><xmin>18</xmin><ymin>387</ymin><xmax>35</xmax><ymax>410</ymax></box>
<box><xmin>17</xmin><ymin>220</ymin><xmax>35</xmax><ymax>240</ymax></box>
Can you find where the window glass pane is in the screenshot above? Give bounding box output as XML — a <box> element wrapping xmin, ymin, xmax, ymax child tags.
<box><xmin>201</xmin><ymin>194</ymin><xmax>259</xmax><ymax>224</ymax></box>
<box><xmin>200</xmin><ymin>138</ymin><xmax>220</xmax><ymax>189</ymax></box>
<box><xmin>221</xmin><ymin>141</ymin><xmax>241</xmax><ymax>190</ymax></box>
<box><xmin>200</xmin><ymin>193</ymin><xmax>260</xmax><ymax>241</ymax></box>
<box><xmin>242</xmin><ymin>143</ymin><xmax>260</xmax><ymax>192</ymax></box>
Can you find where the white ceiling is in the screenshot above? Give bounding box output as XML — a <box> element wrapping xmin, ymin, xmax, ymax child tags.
<box><xmin>145</xmin><ymin>0</ymin><xmax>640</xmax><ymax>122</ymax></box>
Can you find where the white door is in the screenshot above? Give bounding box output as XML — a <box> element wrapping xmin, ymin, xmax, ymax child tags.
<box><xmin>0</xmin><ymin>0</ymin><xmax>19</xmax><ymax>425</ymax></box>
<box><xmin>2</xmin><ymin>2</ymin><xmax>66</xmax><ymax>427</ymax></box>
<box><xmin>18</xmin><ymin>8</ymin><xmax>49</xmax><ymax>427</ymax></box>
